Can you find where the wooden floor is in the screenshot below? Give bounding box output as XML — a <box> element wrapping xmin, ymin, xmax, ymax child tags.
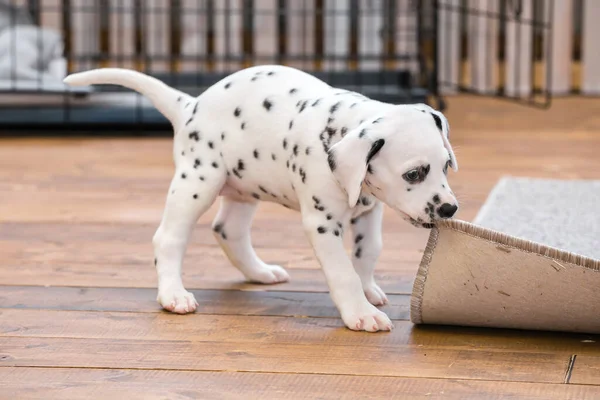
<box><xmin>1</xmin><ymin>96</ymin><xmax>600</xmax><ymax>399</ymax></box>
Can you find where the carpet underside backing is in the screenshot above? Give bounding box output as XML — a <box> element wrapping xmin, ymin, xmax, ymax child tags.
<box><xmin>410</xmin><ymin>177</ymin><xmax>600</xmax><ymax>334</ymax></box>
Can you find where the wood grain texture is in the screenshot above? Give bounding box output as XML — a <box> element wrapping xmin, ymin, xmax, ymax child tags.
<box><xmin>1</xmin><ymin>96</ymin><xmax>600</xmax><ymax>398</ymax></box>
<box><xmin>570</xmin><ymin>355</ymin><xmax>600</xmax><ymax>385</ymax></box>
<box><xmin>0</xmin><ymin>286</ymin><xmax>410</xmax><ymax>319</ymax></box>
<box><xmin>2</xmin><ymin>367</ymin><xmax>600</xmax><ymax>400</ymax></box>
<box><xmin>0</xmin><ymin>336</ymin><xmax>572</xmax><ymax>383</ymax></box>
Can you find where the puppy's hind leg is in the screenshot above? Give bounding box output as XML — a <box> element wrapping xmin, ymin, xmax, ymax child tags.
<box><xmin>212</xmin><ymin>196</ymin><xmax>289</xmax><ymax>284</ymax></box>
<box><xmin>153</xmin><ymin>166</ymin><xmax>225</xmax><ymax>314</ymax></box>
<box><xmin>351</xmin><ymin>201</ymin><xmax>388</xmax><ymax>306</ymax></box>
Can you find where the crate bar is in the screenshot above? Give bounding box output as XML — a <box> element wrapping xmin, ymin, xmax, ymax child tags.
<box><xmin>504</xmin><ymin>0</ymin><xmax>533</xmax><ymax>97</ymax></box>
<box><xmin>547</xmin><ymin>0</ymin><xmax>572</xmax><ymax>95</ymax></box>
<box><xmin>325</xmin><ymin>0</ymin><xmax>350</xmax><ymax>71</ymax></box>
<box><xmin>581</xmin><ymin>0</ymin><xmax>600</xmax><ymax>94</ymax></box>
<box><xmin>468</xmin><ymin>0</ymin><xmax>499</xmax><ymax>93</ymax></box>
<box><xmin>437</xmin><ymin>0</ymin><xmax>461</xmax><ymax>93</ymax></box>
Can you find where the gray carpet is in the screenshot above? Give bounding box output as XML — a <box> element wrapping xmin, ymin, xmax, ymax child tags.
<box><xmin>473</xmin><ymin>176</ymin><xmax>600</xmax><ymax>260</ymax></box>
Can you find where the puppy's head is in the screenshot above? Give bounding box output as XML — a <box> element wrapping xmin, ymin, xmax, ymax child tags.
<box><xmin>328</xmin><ymin>104</ymin><xmax>459</xmax><ymax>228</ymax></box>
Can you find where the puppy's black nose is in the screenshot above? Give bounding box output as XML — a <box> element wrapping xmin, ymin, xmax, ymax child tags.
<box><xmin>437</xmin><ymin>203</ymin><xmax>458</xmax><ymax>219</ymax></box>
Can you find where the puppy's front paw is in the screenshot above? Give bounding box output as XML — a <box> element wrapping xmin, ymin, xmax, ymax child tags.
<box><xmin>246</xmin><ymin>264</ymin><xmax>290</xmax><ymax>285</ymax></box>
<box><xmin>157</xmin><ymin>288</ymin><xmax>198</xmax><ymax>314</ymax></box>
<box><xmin>342</xmin><ymin>303</ymin><xmax>393</xmax><ymax>332</ymax></box>
<box><xmin>364</xmin><ymin>282</ymin><xmax>389</xmax><ymax>306</ymax></box>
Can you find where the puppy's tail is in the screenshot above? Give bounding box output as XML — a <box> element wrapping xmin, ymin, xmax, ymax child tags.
<box><xmin>63</xmin><ymin>68</ymin><xmax>191</xmax><ymax>129</ymax></box>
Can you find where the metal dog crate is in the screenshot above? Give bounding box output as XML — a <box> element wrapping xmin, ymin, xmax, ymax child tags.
<box><xmin>0</xmin><ymin>0</ymin><xmax>553</xmax><ymax>132</ymax></box>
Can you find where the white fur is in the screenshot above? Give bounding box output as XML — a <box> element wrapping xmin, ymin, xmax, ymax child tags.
<box><xmin>64</xmin><ymin>65</ymin><xmax>459</xmax><ymax>332</ymax></box>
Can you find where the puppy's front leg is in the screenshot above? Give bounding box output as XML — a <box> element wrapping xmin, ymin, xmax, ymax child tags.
<box><xmin>302</xmin><ymin>213</ymin><xmax>393</xmax><ymax>332</ymax></box>
<box><xmin>351</xmin><ymin>201</ymin><xmax>389</xmax><ymax>306</ymax></box>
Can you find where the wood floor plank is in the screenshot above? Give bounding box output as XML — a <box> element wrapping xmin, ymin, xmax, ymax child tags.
<box><xmin>0</xmin><ymin>264</ymin><xmax>415</xmax><ymax>293</ymax></box>
<box><xmin>0</xmin><ymin>221</ymin><xmax>424</xmax><ymax>292</ymax></box>
<box><xmin>2</xmin><ymin>367</ymin><xmax>600</xmax><ymax>400</ymax></box>
<box><xmin>0</xmin><ymin>336</ymin><xmax>571</xmax><ymax>383</ymax></box>
<box><xmin>0</xmin><ymin>286</ymin><xmax>410</xmax><ymax>320</ymax></box>
<box><xmin>2</xmin><ymin>310</ymin><xmax>599</xmax><ymax>355</ymax></box>
<box><xmin>569</xmin><ymin>355</ymin><xmax>600</xmax><ymax>385</ymax></box>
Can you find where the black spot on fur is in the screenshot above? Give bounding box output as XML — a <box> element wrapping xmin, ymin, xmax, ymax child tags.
<box><xmin>267</xmin><ymin>71</ymin><xmax>275</xmax><ymax>76</ymax></box>
<box><xmin>286</xmin><ymin>160</ymin><xmax>290</xmax><ymax>168</ymax></box>
<box><xmin>199</xmin><ymin>176</ymin><xmax>205</xmax><ymax>181</ymax></box>
<box><xmin>194</xmin><ymin>159</ymin><xmax>201</xmax><ymax>168</ymax></box>
<box><xmin>263</xmin><ymin>99</ymin><xmax>273</xmax><ymax>111</ymax></box>
<box><xmin>259</xmin><ymin>185</ymin><xmax>268</xmax><ymax>193</ymax></box>
<box><xmin>253</xmin><ymin>149</ymin><xmax>259</xmax><ymax>159</ymax></box>
<box><xmin>300</xmin><ymin>102</ymin><xmax>308</xmax><ymax>113</ymax></box>
<box><xmin>326</xmin><ymin>214</ymin><xmax>333</xmax><ymax>220</ymax></box>
<box><xmin>221</xmin><ymin>231</ymin><xmax>227</xmax><ymax>240</ymax></box>
<box><xmin>430</xmin><ymin>113</ymin><xmax>443</xmax><ymax>131</ymax></box>
<box><xmin>189</xmin><ymin>131</ymin><xmax>200</xmax><ymax>141</ymax></box>
<box><xmin>237</xmin><ymin>159</ymin><xmax>245</xmax><ymax>171</ymax></box>
<box><xmin>333</xmin><ymin>230</ymin><xmax>340</xmax><ymax>236</ymax></box>
<box><xmin>181</xmin><ymin>151</ymin><xmax>185</xmax><ymax>156</ymax></box>
<box><xmin>337</xmin><ymin>221</ymin><xmax>343</xmax><ymax>229</ymax></box>
<box><xmin>241</xmin><ymin>122</ymin><xmax>246</xmax><ymax>130</ymax></box>
<box><xmin>442</xmin><ymin>184</ymin><xmax>446</xmax><ymax>188</ymax></box>
<box><xmin>407</xmin><ymin>188</ymin><xmax>412</xmax><ymax>192</ymax></box>
<box><xmin>252</xmin><ymin>193</ymin><xmax>260</xmax><ymax>199</ymax></box>
<box><xmin>283</xmin><ymin>139</ymin><xmax>288</xmax><ymax>149</ymax></box>
<box><xmin>350</xmin><ymin>103</ymin><xmax>358</xmax><ymax>108</ymax></box>
<box><xmin>192</xmin><ymin>102</ymin><xmax>199</xmax><ymax>114</ymax></box>
<box><xmin>327</xmin><ymin>117</ymin><xmax>334</xmax><ymax>125</ymax></box>
<box><xmin>359</xmin><ymin>128</ymin><xmax>368</xmax><ymax>138</ymax></box>
<box><xmin>373</xmin><ymin>117</ymin><xmax>383</xmax><ymax>124</ymax></box>
<box><xmin>354</xmin><ymin>234</ymin><xmax>364</xmax><ymax>244</ymax></box>
<box><xmin>341</xmin><ymin>127</ymin><xmax>348</xmax><ymax>136</ymax></box>
<box><xmin>234</xmin><ymin>107</ymin><xmax>241</xmax><ymax>117</ymax></box>
<box><xmin>271</xmin><ymin>153</ymin><xmax>277</xmax><ymax>161</ymax></box>
<box><xmin>212</xmin><ymin>162</ymin><xmax>219</xmax><ymax>168</ymax></box>
<box><xmin>289</xmin><ymin>120</ymin><xmax>294</xmax><ymax>130</ymax></box>
<box><xmin>327</xmin><ymin>152</ymin><xmax>336</xmax><ymax>171</ymax></box>
<box><xmin>293</xmin><ymin>144</ymin><xmax>299</xmax><ymax>156</ymax></box>
<box><xmin>221</xmin><ymin>132</ymin><xmax>225</xmax><ymax>140</ymax></box>
<box><xmin>154</xmin><ymin>258</ymin><xmax>157</xmax><ymax>265</ymax></box>
<box><xmin>233</xmin><ymin>169</ymin><xmax>242</xmax><ymax>179</ymax></box>
<box><xmin>289</xmin><ymin>88</ymin><xmax>298</xmax><ymax>94</ymax></box>
<box><xmin>355</xmin><ymin>247</ymin><xmax>362</xmax><ymax>258</ymax></box>
<box><xmin>367</xmin><ymin>165</ymin><xmax>374</xmax><ymax>174</ymax></box>
<box><xmin>312</xmin><ymin>196</ymin><xmax>320</xmax><ymax>203</ymax></box>
<box><xmin>366</xmin><ymin>139</ymin><xmax>385</xmax><ymax>163</ymax></box>
<box><xmin>361</xmin><ymin>197</ymin><xmax>371</xmax><ymax>206</ymax></box>
<box><xmin>312</xmin><ymin>98</ymin><xmax>321</xmax><ymax>107</ymax></box>
<box><xmin>193</xmin><ymin>194</ymin><xmax>198</xmax><ymax>199</ymax></box>
<box><xmin>326</xmin><ymin>127</ymin><xmax>336</xmax><ymax>137</ymax></box>
<box><xmin>305</xmin><ymin>147</ymin><xmax>311</xmax><ymax>155</ymax></box>
<box><xmin>177</xmin><ymin>96</ymin><xmax>182</xmax><ymax>102</ymax></box>
<box><xmin>433</xmin><ymin>194</ymin><xmax>441</xmax><ymax>204</ymax></box>
<box><xmin>350</xmin><ymin>217</ymin><xmax>358</xmax><ymax>224</ymax></box>
<box><xmin>317</xmin><ymin>226</ymin><xmax>327</xmax><ymax>234</ymax></box>
<box><xmin>213</xmin><ymin>223</ymin><xmax>223</xmax><ymax>233</ymax></box>
<box><xmin>315</xmin><ymin>204</ymin><xmax>325</xmax><ymax>211</ymax></box>
<box><xmin>330</xmin><ymin>101</ymin><xmax>342</xmax><ymax>114</ymax></box>
<box><xmin>181</xmin><ymin>173</ymin><xmax>187</xmax><ymax>179</ymax></box>
<box><xmin>208</xmin><ymin>141</ymin><xmax>214</xmax><ymax>149</ymax></box>
<box><xmin>225</xmin><ymin>82</ymin><xmax>232</xmax><ymax>89</ymax></box>
<box><xmin>292</xmin><ymin>163</ymin><xmax>296</xmax><ymax>172</ymax></box>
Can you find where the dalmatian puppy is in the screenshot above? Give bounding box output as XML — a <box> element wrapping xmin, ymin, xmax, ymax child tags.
<box><xmin>63</xmin><ymin>65</ymin><xmax>459</xmax><ymax>332</ymax></box>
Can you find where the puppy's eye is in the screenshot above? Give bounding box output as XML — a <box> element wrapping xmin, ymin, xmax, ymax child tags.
<box><xmin>403</xmin><ymin>169</ymin><xmax>420</xmax><ymax>182</ymax></box>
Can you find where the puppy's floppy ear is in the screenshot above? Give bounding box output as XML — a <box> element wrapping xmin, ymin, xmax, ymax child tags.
<box><xmin>327</xmin><ymin>129</ymin><xmax>385</xmax><ymax>208</ymax></box>
<box><xmin>413</xmin><ymin>104</ymin><xmax>458</xmax><ymax>171</ymax></box>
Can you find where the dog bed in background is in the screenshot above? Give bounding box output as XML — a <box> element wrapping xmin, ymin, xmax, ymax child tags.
<box><xmin>410</xmin><ymin>177</ymin><xmax>600</xmax><ymax>334</ymax></box>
